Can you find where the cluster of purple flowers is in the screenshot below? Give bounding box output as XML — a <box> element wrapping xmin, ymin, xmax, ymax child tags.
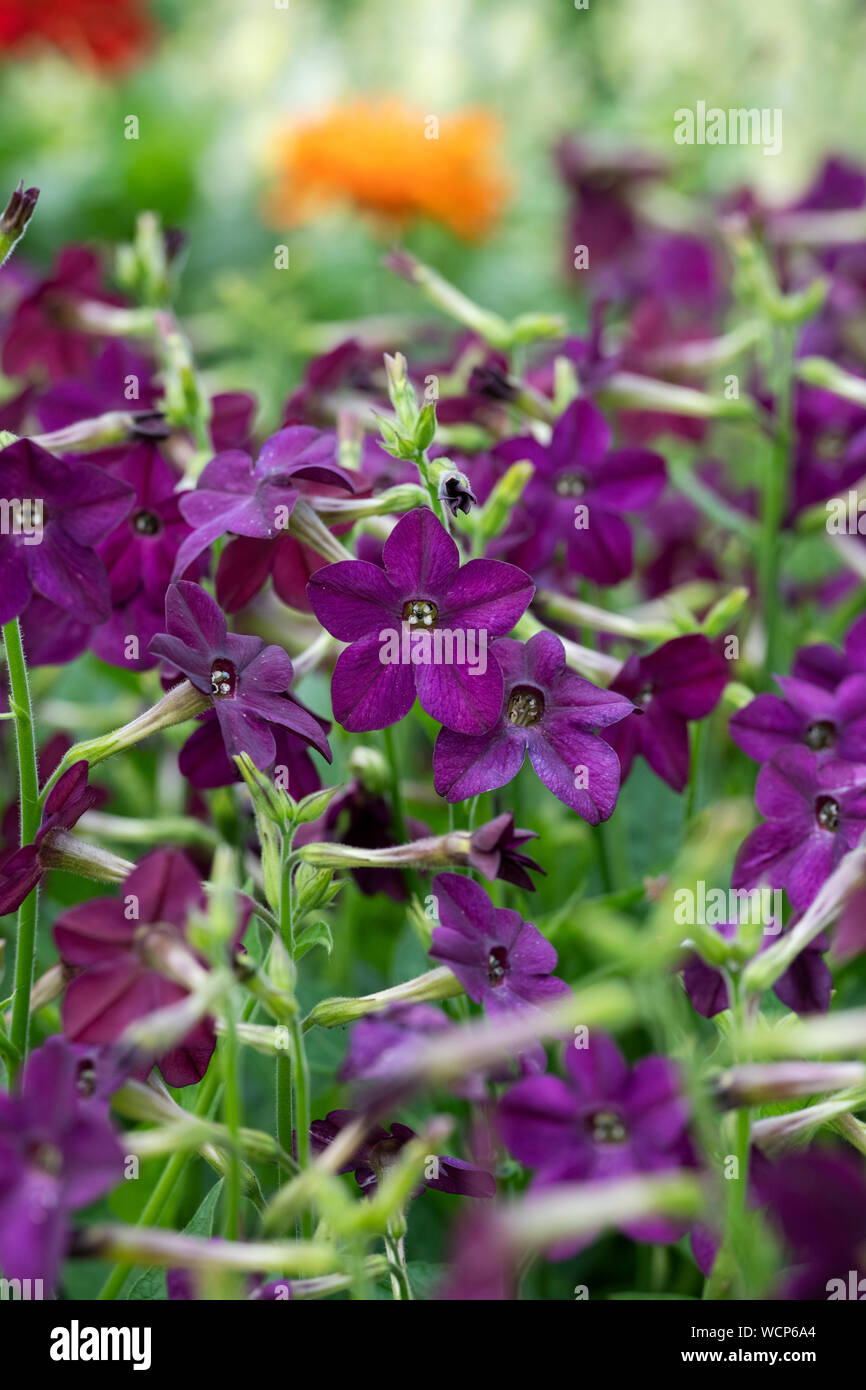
<box><xmin>4</xmin><ymin>141</ymin><xmax>866</xmax><ymax>1305</ymax></box>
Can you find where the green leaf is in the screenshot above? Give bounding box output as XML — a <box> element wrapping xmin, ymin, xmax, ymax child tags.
<box><xmin>294</xmin><ymin>919</ymin><xmax>334</xmax><ymax>961</ymax></box>
<box><xmin>124</xmin><ymin>1180</ymin><xmax>224</xmax><ymax>1301</ymax></box>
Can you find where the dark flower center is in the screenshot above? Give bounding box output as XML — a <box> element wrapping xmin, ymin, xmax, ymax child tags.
<box><xmin>588</xmin><ymin>1109</ymin><xmax>628</xmax><ymax>1145</ymax></box>
<box><xmin>76</xmin><ymin>1062</ymin><xmax>96</xmax><ymax>1097</ymax></box>
<box><xmin>210</xmin><ymin>660</ymin><xmax>238</xmax><ymax>699</ymax></box>
<box><xmin>507</xmin><ymin>686</ymin><xmax>545</xmax><ymax>727</ymax></box>
<box><xmin>804</xmin><ymin>720</ymin><xmax>835</xmax><ymax>751</ymax></box>
<box><xmin>132</xmin><ymin>508</ymin><xmax>162</xmax><ymax>537</ymax></box>
<box><xmin>402</xmin><ymin>599</ymin><xmax>438</xmax><ymax>629</ymax></box>
<box><xmin>487</xmin><ymin>946</ymin><xmax>508</xmax><ymax>985</ymax></box>
<box><xmin>636</xmin><ymin>683</ymin><xmax>654</xmax><ymax>710</ymax></box>
<box><xmin>555</xmin><ymin>471</ymin><xmax>588</xmax><ymax>498</ymax></box>
<box><xmin>29</xmin><ymin>1141</ymin><xmax>64</xmax><ymax>1176</ymax></box>
<box><xmin>815</xmin><ymin>795</ymin><xmax>840</xmax><ymax>832</ymax></box>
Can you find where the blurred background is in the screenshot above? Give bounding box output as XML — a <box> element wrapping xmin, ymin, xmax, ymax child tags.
<box><xmin>2</xmin><ymin>0</ymin><xmax>864</xmax><ymax>424</ymax></box>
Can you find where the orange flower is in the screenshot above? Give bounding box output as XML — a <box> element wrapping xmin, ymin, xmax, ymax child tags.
<box><xmin>265</xmin><ymin>98</ymin><xmax>509</xmax><ymax>242</ymax></box>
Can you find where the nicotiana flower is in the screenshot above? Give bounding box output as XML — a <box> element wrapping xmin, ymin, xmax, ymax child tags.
<box><xmin>91</xmin><ymin>442</ymin><xmax>206</xmax><ymax>671</ymax></box>
<box><xmin>339</xmin><ymin>1003</ymin><xmax>493</xmax><ymax>1102</ymax></box>
<box><xmin>682</xmin><ymin>921</ymin><xmax>832</xmax><ymax>1018</ymax></box>
<box><xmin>0</xmin><ymin>761</ymin><xmax>106</xmax><ymax>917</ymax></box>
<box><xmin>603</xmin><ymin>634</ymin><xmax>728</xmax><ymax>792</ymax></box>
<box><xmin>429</xmin><ymin>871</ymin><xmax>570</xmax><ymax>1017</ymax></box>
<box><xmin>495</xmin><ymin>398</ymin><xmax>666</xmax><ymax>585</ymax></box>
<box><xmin>496</xmin><ymin>1033</ymin><xmax>693</xmax><ymax>1251</ymax></box>
<box><xmin>307</xmin><ymin>506</ymin><xmax>534</xmax><ymax>734</ymax></box>
<box><xmin>172</xmin><ymin>425</ymin><xmax>357</xmax><ymax>578</ymax></box>
<box><xmin>790</xmin><ymin>611</ymin><xmax>866</xmax><ymax>693</ymax></box>
<box><xmin>53</xmin><ymin>848</ymin><xmax>246</xmax><ymax>1087</ymax></box>
<box><xmin>433</xmin><ymin>630</ymin><xmax>632</xmax><ymax>821</ymax></box>
<box><xmin>0</xmin><ymin>246</ymin><xmax>123</xmax><ymax>382</ymax></box>
<box><xmin>149</xmin><ymin>581</ymin><xmax>332</xmax><ymax>770</ymax></box>
<box><xmin>732</xmin><ymin>746</ymin><xmax>866</xmax><ymax>912</ymax></box>
<box><xmin>35</xmin><ymin>340</ymin><xmax>159</xmax><ymax>432</ymax></box>
<box><xmin>0</xmin><ymin>1036</ymin><xmax>122</xmax><ymax>1286</ymax></box>
<box><xmin>309</xmin><ymin>1109</ymin><xmax>496</xmax><ymax>1198</ymax></box>
<box><xmin>178</xmin><ymin>707</ymin><xmax>326</xmax><ymax>795</ymax></box>
<box><xmin>752</xmin><ymin>1146</ymin><xmax>866</xmax><ymax>1300</ymax></box>
<box><xmin>729</xmin><ymin>673</ymin><xmax>866</xmax><ymax>764</ymax></box>
<box><xmin>0</xmin><ymin>437</ymin><xmax>134</xmax><ymax>625</ymax></box>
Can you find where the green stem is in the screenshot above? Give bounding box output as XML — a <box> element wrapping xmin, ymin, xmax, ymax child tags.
<box><xmin>97</xmin><ymin>1064</ymin><xmax>222</xmax><ymax>1300</ymax></box>
<box><xmin>221</xmin><ymin>995</ymin><xmax>243</xmax><ymax>1240</ymax></box>
<box><xmin>3</xmin><ymin>619</ymin><xmax>40</xmax><ymax>1069</ymax></box>
<box><xmin>684</xmin><ymin>720</ymin><xmax>704</xmax><ymax>824</ymax></box>
<box><xmin>759</xmin><ymin>325</ymin><xmax>795</xmax><ymax>680</ymax></box>
<box><xmin>382</xmin><ymin>724</ymin><xmax>424</xmax><ymax>900</ymax></box>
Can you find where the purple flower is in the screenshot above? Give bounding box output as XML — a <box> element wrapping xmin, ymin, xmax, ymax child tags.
<box><xmin>603</xmin><ymin>634</ymin><xmax>728</xmax><ymax>792</ymax></box>
<box><xmin>682</xmin><ymin>921</ymin><xmax>832</xmax><ymax>1018</ymax></box>
<box><xmin>178</xmin><ymin>707</ymin><xmax>326</xmax><ymax>794</ymax></box>
<box><xmin>732</xmin><ymin>746</ymin><xmax>866</xmax><ymax>912</ymax></box>
<box><xmin>1</xmin><ymin>246</ymin><xmax>122</xmax><ymax>383</ymax></box>
<box><xmin>754</xmin><ymin>1147</ymin><xmax>866</xmax><ymax>1300</ymax></box>
<box><xmin>149</xmin><ymin>581</ymin><xmax>331</xmax><ymax>770</ymax></box>
<box><xmin>307</xmin><ymin>507</ymin><xmax>534</xmax><ymax>734</ymax></box>
<box><xmin>730</xmin><ymin>673</ymin><xmax>866</xmax><ymax>764</ymax></box>
<box><xmin>172</xmin><ymin>426</ymin><xmax>357</xmax><ymax>578</ymax></box>
<box><xmin>462</xmin><ymin>813</ymin><xmax>545</xmax><ymax>892</ymax></box>
<box><xmin>0</xmin><ymin>438</ymin><xmax>134</xmax><ymax>624</ymax></box>
<box><xmin>495</xmin><ymin>398</ymin><xmax>666</xmax><ymax>585</ymax></box>
<box><xmin>309</xmin><ymin>1109</ymin><xmax>495</xmax><ymax>1199</ymax></box>
<box><xmin>496</xmin><ymin>1034</ymin><xmax>692</xmax><ymax>1250</ymax></box>
<box><xmin>54</xmin><ymin>848</ymin><xmax>244</xmax><ymax>1087</ymax></box>
<box><xmin>35</xmin><ymin>341</ymin><xmax>159</xmax><ymax>431</ymax></box>
<box><xmin>433</xmin><ymin>631</ymin><xmax>632</xmax><ymax>821</ymax></box>
<box><xmin>429</xmin><ymin>871</ymin><xmax>570</xmax><ymax>1017</ymax></box>
<box><xmin>0</xmin><ymin>1036</ymin><xmax>122</xmax><ymax>1286</ymax></box>
<box><xmin>339</xmin><ymin>1003</ymin><xmax>492</xmax><ymax>1102</ymax></box>
<box><xmin>0</xmin><ymin>761</ymin><xmax>105</xmax><ymax>917</ymax></box>
<box><xmin>91</xmin><ymin>442</ymin><xmax>205</xmax><ymax>671</ymax></box>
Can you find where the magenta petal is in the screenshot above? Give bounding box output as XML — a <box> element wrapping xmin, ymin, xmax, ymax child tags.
<box><xmin>433</xmin><ymin>724</ymin><xmax>525</xmax><ymax>801</ymax></box>
<box><xmin>564</xmin><ymin>1031</ymin><xmax>628</xmax><ymax>1099</ymax></box>
<box><xmin>729</xmin><ymin>694</ymin><xmax>803</xmax><ymax>762</ymax></box>
<box><xmin>415</xmin><ymin>658</ymin><xmax>504</xmax><ymax>735</ymax></box>
<box><xmin>243</xmin><ymin>690</ymin><xmax>332</xmax><ymax>761</ymax></box>
<box><xmin>330</xmin><ymin>633</ymin><xmax>415</xmax><ymax>731</ymax></box>
<box><xmin>550</xmin><ymin>398</ymin><xmax>611</xmax><ymax>470</ymax></box>
<box><xmin>307</xmin><ymin>559</ymin><xmax>398</xmax><ymax>640</ymax></box>
<box><xmin>640</xmin><ymin>703</ymin><xmax>691</xmax><ymax>792</ymax></box>
<box><xmin>588</xmin><ymin>447</ymin><xmax>666</xmax><ymax>511</ymax></box>
<box><xmin>496</xmin><ymin>1076</ymin><xmax>578</xmax><ymax>1168</ymax></box>
<box><xmin>214</xmin><ymin>701</ymin><xmax>276</xmax><ymax>767</ymax></box>
<box><xmin>438</xmin><ymin>558</ymin><xmax>534</xmax><ymax>636</ymax></box>
<box><xmin>645</xmin><ymin>635</ymin><xmax>727</xmax><ymax>718</ymax></box>
<box><xmin>127</xmin><ymin>848</ymin><xmax>203</xmax><ymax>927</ymax></box>
<box><xmin>567</xmin><ymin>508</ymin><xmax>634</xmax><ymax>585</ymax></box>
<box><xmin>532</xmin><ymin>722</ymin><xmax>623</xmax><ymax>821</ymax></box>
<box><xmin>382</xmin><ymin>508</ymin><xmax>460</xmax><ymax>596</ymax></box>
<box><xmin>28</xmin><ymin>527</ymin><xmax>111</xmax><ymax>620</ymax></box>
<box><xmin>0</xmin><ymin>539</ymin><xmax>32</xmax><ymax>622</ymax></box>
<box><xmin>165</xmin><ymin>580</ymin><xmax>228</xmax><ymax>653</ymax></box>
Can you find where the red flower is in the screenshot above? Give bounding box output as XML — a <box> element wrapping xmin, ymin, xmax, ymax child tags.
<box><xmin>0</xmin><ymin>0</ymin><xmax>154</xmax><ymax>71</ymax></box>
